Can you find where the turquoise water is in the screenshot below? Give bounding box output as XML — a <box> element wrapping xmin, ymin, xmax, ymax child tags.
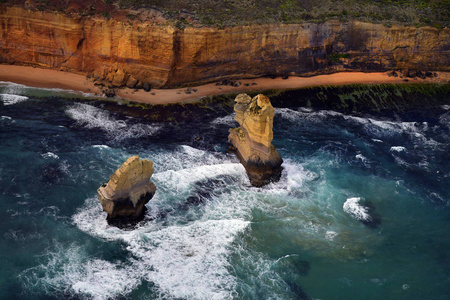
<box><xmin>0</xmin><ymin>82</ymin><xmax>449</xmax><ymax>299</ymax></box>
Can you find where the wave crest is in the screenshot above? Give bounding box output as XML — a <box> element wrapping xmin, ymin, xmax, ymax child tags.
<box><xmin>66</xmin><ymin>103</ymin><xmax>160</xmax><ymax>141</ymax></box>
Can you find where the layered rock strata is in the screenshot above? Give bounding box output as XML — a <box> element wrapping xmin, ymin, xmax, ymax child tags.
<box><xmin>0</xmin><ymin>6</ymin><xmax>449</xmax><ymax>88</ymax></box>
<box><xmin>228</xmin><ymin>94</ymin><xmax>283</xmax><ymax>187</ymax></box>
<box><xmin>98</xmin><ymin>155</ymin><xmax>156</xmax><ymax>223</ymax></box>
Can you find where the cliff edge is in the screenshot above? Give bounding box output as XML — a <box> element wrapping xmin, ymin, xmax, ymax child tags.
<box><xmin>0</xmin><ymin>6</ymin><xmax>449</xmax><ymax>88</ymax></box>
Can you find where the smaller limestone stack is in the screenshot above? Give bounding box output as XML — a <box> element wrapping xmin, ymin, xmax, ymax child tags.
<box><xmin>228</xmin><ymin>94</ymin><xmax>283</xmax><ymax>187</ymax></box>
<box><xmin>98</xmin><ymin>155</ymin><xmax>156</xmax><ymax>224</ymax></box>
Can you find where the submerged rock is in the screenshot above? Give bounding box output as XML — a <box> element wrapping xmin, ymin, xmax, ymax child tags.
<box><xmin>97</xmin><ymin>155</ymin><xmax>156</xmax><ymax>224</ymax></box>
<box><xmin>228</xmin><ymin>93</ymin><xmax>283</xmax><ymax>187</ymax></box>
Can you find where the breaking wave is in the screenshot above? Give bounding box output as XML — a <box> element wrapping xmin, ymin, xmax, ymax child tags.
<box><xmin>390</xmin><ymin>146</ymin><xmax>406</xmax><ymax>152</ymax></box>
<box><xmin>277</xmin><ymin>107</ymin><xmax>439</xmax><ymax>146</ymax></box>
<box><xmin>343</xmin><ymin>197</ymin><xmax>371</xmax><ymax>221</ymax></box>
<box><xmin>66</xmin><ymin>103</ymin><xmax>160</xmax><ymax>141</ymax></box>
<box><xmin>0</xmin><ymin>94</ymin><xmax>29</xmax><ymax>105</ymax></box>
<box><xmin>19</xmin><ymin>244</ymin><xmax>140</xmax><ymax>300</ymax></box>
<box><xmin>211</xmin><ymin>113</ymin><xmax>236</xmax><ymax>126</ymax></box>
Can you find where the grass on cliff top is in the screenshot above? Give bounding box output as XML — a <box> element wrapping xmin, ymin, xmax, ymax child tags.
<box><xmin>5</xmin><ymin>0</ymin><xmax>450</xmax><ymax>28</ymax></box>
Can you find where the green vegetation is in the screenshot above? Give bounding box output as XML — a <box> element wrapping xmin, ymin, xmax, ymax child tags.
<box><xmin>328</xmin><ymin>53</ymin><xmax>350</xmax><ymax>63</ymax></box>
<box><xmin>266</xmin><ymin>83</ymin><xmax>450</xmax><ymax>113</ymax></box>
<box><xmin>123</xmin><ymin>0</ymin><xmax>449</xmax><ymax>27</ymax></box>
<box><xmin>49</xmin><ymin>83</ymin><xmax>448</xmax><ymax>123</ymax></box>
<box><xmin>8</xmin><ymin>0</ymin><xmax>449</xmax><ymax>27</ymax></box>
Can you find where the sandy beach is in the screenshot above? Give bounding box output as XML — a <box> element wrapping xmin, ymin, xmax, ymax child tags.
<box><xmin>0</xmin><ymin>65</ymin><xmax>448</xmax><ymax>105</ymax></box>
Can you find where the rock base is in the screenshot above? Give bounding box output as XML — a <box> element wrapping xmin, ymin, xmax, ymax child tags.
<box><xmin>229</xmin><ymin>144</ymin><xmax>283</xmax><ymax>187</ymax></box>
<box><xmin>99</xmin><ymin>184</ymin><xmax>156</xmax><ymax>221</ymax></box>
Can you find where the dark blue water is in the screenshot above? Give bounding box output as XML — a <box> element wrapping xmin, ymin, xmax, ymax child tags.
<box><xmin>1</xmin><ymin>82</ymin><xmax>449</xmax><ymax>299</ymax></box>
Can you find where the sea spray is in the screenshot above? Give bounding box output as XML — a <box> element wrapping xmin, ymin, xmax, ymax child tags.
<box><xmin>343</xmin><ymin>197</ymin><xmax>371</xmax><ymax>222</ymax></box>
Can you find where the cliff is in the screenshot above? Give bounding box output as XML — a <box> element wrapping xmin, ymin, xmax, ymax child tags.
<box><xmin>1</xmin><ymin>6</ymin><xmax>449</xmax><ymax>88</ymax></box>
<box><xmin>229</xmin><ymin>94</ymin><xmax>283</xmax><ymax>187</ymax></box>
<box><xmin>98</xmin><ymin>155</ymin><xmax>156</xmax><ymax>224</ymax></box>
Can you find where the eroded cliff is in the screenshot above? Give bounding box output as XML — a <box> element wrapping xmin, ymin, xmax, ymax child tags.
<box><xmin>1</xmin><ymin>6</ymin><xmax>449</xmax><ymax>88</ymax></box>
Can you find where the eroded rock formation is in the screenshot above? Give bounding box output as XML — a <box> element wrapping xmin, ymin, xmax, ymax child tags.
<box><xmin>0</xmin><ymin>6</ymin><xmax>449</xmax><ymax>88</ymax></box>
<box><xmin>98</xmin><ymin>155</ymin><xmax>156</xmax><ymax>224</ymax></box>
<box><xmin>229</xmin><ymin>94</ymin><xmax>283</xmax><ymax>187</ymax></box>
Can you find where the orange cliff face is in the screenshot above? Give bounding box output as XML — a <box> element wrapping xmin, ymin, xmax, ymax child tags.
<box><xmin>0</xmin><ymin>6</ymin><xmax>175</xmax><ymax>87</ymax></box>
<box><xmin>1</xmin><ymin>6</ymin><xmax>449</xmax><ymax>88</ymax></box>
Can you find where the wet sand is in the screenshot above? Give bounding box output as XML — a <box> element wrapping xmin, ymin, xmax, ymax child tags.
<box><xmin>0</xmin><ymin>65</ymin><xmax>448</xmax><ymax>105</ymax></box>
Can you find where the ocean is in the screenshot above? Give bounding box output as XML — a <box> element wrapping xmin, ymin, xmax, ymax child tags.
<box><xmin>0</xmin><ymin>81</ymin><xmax>449</xmax><ymax>299</ymax></box>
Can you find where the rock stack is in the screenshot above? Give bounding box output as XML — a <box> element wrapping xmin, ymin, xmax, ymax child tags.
<box><xmin>98</xmin><ymin>155</ymin><xmax>156</xmax><ymax>225</ymax></box>
<box><xmin>228</xmin><ymin>94</ymin><xmax>283</xmax><ymax>187</ymax></box>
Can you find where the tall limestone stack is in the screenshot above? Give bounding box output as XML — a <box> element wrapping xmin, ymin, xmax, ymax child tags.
<box><xmin>228</xmin><ymin>94</ymin><xmax>283</xmax><ymax>187</ymax></box>
<box><xmin>98</xmin><ymin>155</ymin><xmax>156</xmax><ymax>224</ymax></box>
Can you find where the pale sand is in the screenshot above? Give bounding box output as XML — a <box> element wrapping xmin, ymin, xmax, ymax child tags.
<box><xmin>0</xmin><ymin>65</ymin><xmax>448</xmax><ymax>105</ymax></box>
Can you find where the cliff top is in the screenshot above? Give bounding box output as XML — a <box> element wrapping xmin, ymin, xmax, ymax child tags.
<box><xmin>3</xmin><ymin>0</ymin><xmax>449</xmax><ymax>28</ymax></box>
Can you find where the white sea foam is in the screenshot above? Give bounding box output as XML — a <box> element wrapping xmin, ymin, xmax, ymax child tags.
<box><xmin>392</xmin><ymin>156</ymin><xmax>413</xmax><ymax>169</ymax></box>
<box><xmin>71</xmin><ymin>196</ymin><xmax>249</xmax><ymax>299</ymax></box>
<box><xmin>151</xmin><ymin>145</ymin><xmax>233</xmax><ymax>173</ymax></box>
<box><xmin>66</xmin><ymin>103</ymin><xmax>160</xmax><ymax>141</ymax></box>
<box><xmin>277</xmin><ymin>108</ymin><xmax>439</xmax><ymax>148</ymax></box>
<box><xmin>390</xmin><ymin>146</ymin><xmax>406</xmax><ymax>152</ymax></box>
<box><xmin>0</xmin><ymin>116</ymin><xmax>14</xmax><ymax>124</ymax></box>
<box><xmin>152</xmin><ymin>163</ymin><xmax>246</xmax><ymax>197</ymax></box>
<box><xmin>211</xmin><ymin>113</ymin><xmax>236</xmax><ymax>125</ymax></box>
<box><xmin>4</xmin><ymin>229</ymin><xmax>44</xmax><ymax>241</ymax></box>
<box><xmin>343</xmin><ymin>197</ymin><xmax>371</xmax><ymax>221</ymax></box>
<box><xmin>277</xmin><ymin>108</ymin><xmax>348</xmax><ymax>124</ymax></box>
<box><xmin>41</xmin><ymin>152</ymin><xmax>59</xmax><ymax>160</ymax></box>
<box><xmin>439</xmin><ymin>111</ymin><xmax>450</xmax><ymax>130</ymax></box>
<box><xmin>265</xmin><ymin>160</ymin><xmax>318</xmax><ymax>194</ymax></box>
<box><xmin>360</xmin><ymin>119</ymin><xmax>439</xmax><ymax>147</ymax></box>
<box><xmin>67</xmin><ymin>157</ymin><xmax>253</xmax><ymax>299</ymax></box>
<box><xmin>0</xmin><ymin>82</ymin><xmax>30</xmax><ymax>105</ymax></box>
<box><xmin>66</xmin><ymin>103</ymin><xmax>124</xmax><ymax>131</ymax></box>
<box><xmin>0</xmin><ymin>94</ymin><xmax>29</xmax><ymax>105</ymax></box>
<box><xmin>275</xmin><ymin>108</ymin><xmax>437</xmax><ymax>147</ymax></box>
<box><xmin>92</xmin><ymin>145</ymin><xmax>110</xmax><ymax>149</ymax></box>
<box><xmin>442</xmin><ymin>105</ymin><xmax>450</xmax><ymax>110</ymax></box>
<box><xmin>0</xmin><ymin>81</ymin><xmax>26</xmax><ymax>93</ymax></box>
<box><xmin>20</xmin><ymin>245</ymin><xmax>140</xmax><ymax>300</ymax></box>
<box><xmin>325</xmin><ymin>231</ymin><xmax>338</xmax><ymax>241</ymax></box>
<box><xmin>128</xmin><ymin>219</ymin><xmax>249</xmax><ymax>299</ymax></box>
<box><xmin>0</xmin><ymin>80</ymin><xmax>101</xmax><ymax>99</ymax></box>
<box><xmin>275</xmin><ymin>107</ymin><xmax>339</xmax><ymax>123</ymax></box>
<box><xmin>356</xmin><ymin>154</ymin><xmax>368</xmax><ymax>162</ymax></box>
<box><xmin>276</xmin><ymin>108</ymin><xmax>307</xmax><ymax>122</ymax></box>
<box><xmin>180</xmin><ymin>144</ymin><xmax>206</xmax><ymax>157</ymax></box>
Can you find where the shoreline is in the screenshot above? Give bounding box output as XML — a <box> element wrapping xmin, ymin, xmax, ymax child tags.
<box><xmin>0</xmin><ymin>65</ymin><xmax>448</xmax><ymax>105</ymax></box>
